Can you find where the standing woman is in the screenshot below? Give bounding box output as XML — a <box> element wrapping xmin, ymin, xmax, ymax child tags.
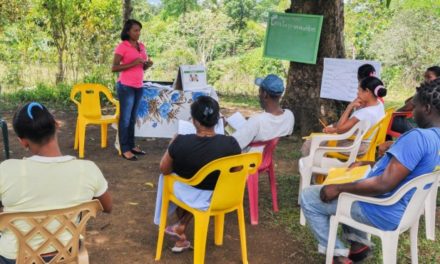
<box><xmin>112</xmin><ymin>19</ymin><xmax>153</xmax><ymax>161</ymax></box>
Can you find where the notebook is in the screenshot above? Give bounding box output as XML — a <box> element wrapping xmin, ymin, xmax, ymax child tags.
<box><xmin>323</xmin><ymin>165</ymin><xmax>371</xmax><ymax>185</ymax></box>
<box><xmin>225</xmin><ymin>112</ymin><xmax>246</xmax><ymax>134</ymax></box>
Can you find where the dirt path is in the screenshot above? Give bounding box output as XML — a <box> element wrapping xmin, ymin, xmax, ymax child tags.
<box><xmin>0</xmin><ymin>109</ymin><xmax>311</xmax><ymax>264</ymax></box>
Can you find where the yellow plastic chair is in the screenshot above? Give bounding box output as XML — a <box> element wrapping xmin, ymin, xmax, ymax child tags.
<box><xmin>70</xmin><ymin>84</ymin><xmax>120</xmax><ymax>158</ymax></box>
<box><xmin>155</xmin><ymin>153</ymin><xmax>262</xmax><ymax>264</ymax></box>
<box><xmin>327</xmin><ymin>108</ymin><xmax>395</xmax><ymax>162</ymax></box>
<box><xmin>0</xmin><ymin>200</ymin><xmax>103</xmax><ymax>264</ymax></box>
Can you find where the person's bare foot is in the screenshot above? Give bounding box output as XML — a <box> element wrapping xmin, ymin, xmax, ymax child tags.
<box><xmin>122</xmin><ymin>151</ymin><xmax>137</xmax><ymax>161</ymax></box>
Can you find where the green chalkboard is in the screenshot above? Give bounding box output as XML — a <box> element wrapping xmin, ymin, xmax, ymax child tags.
<box><xmin>263</xmin><ymin>12</ymin><xmax>323</xmax><ymax>64</ymax></box>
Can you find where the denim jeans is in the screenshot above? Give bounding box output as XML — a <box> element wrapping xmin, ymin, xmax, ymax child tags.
<box><xmin>300</xmin><ymin>185</ymin><xmax>373</xmax><ymax>257</ymax></box>
<box><xmin>116</xmin><ymin>82</ymin><xmax>143</xmax><ymax>153</ymax></box>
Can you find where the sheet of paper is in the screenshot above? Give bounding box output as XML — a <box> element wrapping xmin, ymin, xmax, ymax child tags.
<box><xmin>178</xmin><ymin>119</ymin><xmax>225</xmax><ymax>135</ymax></box>
<box><xmin>226</xmin><ymin>112</ymin><xmax>247</xmax><ymax>131</ymax></box>
<box><xmin>320</xmin><ymin>58</ymin><xmax>381</xmax><ymax>102</ymax></box>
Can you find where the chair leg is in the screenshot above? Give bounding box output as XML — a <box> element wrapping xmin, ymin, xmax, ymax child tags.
<box><xmin>410</xmin><ymin>220</ymin><xmax>420</xmax><ymax>264</ymax></box>
<box><xmin>79</xmin><ymin>122</ymin><xmax>86</xmax><ymax>158</ymax></box>
<box><xmin>74</xmin><ymin>118</ymin><xmax>79</xmax><ymax>150</ymax></box>
<box><xmin>78</xmin><ymin>243</ymin><xmax>89</xmax><ymax>264</ymax></box>
<box><xmin>425</xmin><ymin>186</ymin><xmax>438</xmax><ymax>240</ymax></box>
<box><xmin>214</xmin><ymin>214</ymin><xmax>225</xmax><ymax>246</ymax></box>
<box><xmin>101</xmin><ymin>124</ymin><xmax>108</xmax><ymax>148</ymax></box>
<box><xmin>247</xmin><ymin>172</ymin><xmax>259</xmax><ymax>225</ymax></box>
<box><xmin>325</xmin><ymin>216</ymin><xmax>338</xmax><ymax>264</ymax></box>
<box><xmin>155</xmin><ymin>195</ymin><xmax>170</xmax><ymax>261</ymax></box>
<box><xmin>268</xmin><ymin>164</ymin><xmax>279</xmax><ymax>212</ymax></box>
<box><xmin>381</xmin><ymin>233</ymin><xmax>399</xmax><ymax>264</ymax></box>
<box><xmin>193</xmin><ymin>213</ymin><xmax>210</xmax><ymax>264</ymax></box>
<box><xmin>1</xmin><ymin>120</ymin><xmax>10</xmax><ymax>159</ymax></box>
<box><xmin>237</xmin><ymin>205</ymin><xmax>249</xmax><ymax>264</ymax></box>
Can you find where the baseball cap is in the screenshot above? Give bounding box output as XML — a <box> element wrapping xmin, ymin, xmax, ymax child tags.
<box><xmin>255</xmin><ymin>74</ymin><xmax>284</xmax><ymax>95</ymax></box>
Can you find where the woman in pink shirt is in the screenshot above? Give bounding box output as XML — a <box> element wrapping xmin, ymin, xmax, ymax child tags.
<box><xmin>112</xmin><ymin>19</ymin><xmax>153</xmax><ymax>161</ymax></box>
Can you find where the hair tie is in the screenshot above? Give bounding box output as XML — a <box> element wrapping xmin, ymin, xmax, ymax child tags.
<box><xmin>369</xmin><ymin>72</ymin><xmax>376</xmax><ymax>77</ymax></box>
<box><xmin>27</xmin><ymin>102</ymin><xmax>43</xmax><ymax>120</ymax></box>
<box><xmin>374</xmin><ymin>85</ymin><xmax>384</xmax><ymax>97</ymax></box>
<box><xmin>203</xmin><ymin>107</ymin><xmax>214</xmax><ymax>117</ymax></box>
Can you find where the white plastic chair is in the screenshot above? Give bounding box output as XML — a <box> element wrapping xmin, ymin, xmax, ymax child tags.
<box><xmin>299</xmin><ymin>120</ymin><xmax>370</xmax><ymax>225</ymax></box>
<box><xmin>325</xmin><ymin>171</ymin><xmax>440</xmax><ymax>264</ymax></box>
<box><xmin>424</xmin><ymin>179</ymin><xmax>439</xmax><ymax>240</ymax></box>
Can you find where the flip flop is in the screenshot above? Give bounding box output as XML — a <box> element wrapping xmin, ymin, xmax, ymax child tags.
<box><xmin>165</xmin><ymin>224</ymin><xmax>184</xmax><ymax>240</ymax></box>
<box><xmin>332</xmin><ymin>256</ymin><xmax>353</xmax><ymax>264</ymax></box>
<box><xmin>171</xmin><ymin>240</ymin><xmax>192</xmax><ymax>253</ymax></box>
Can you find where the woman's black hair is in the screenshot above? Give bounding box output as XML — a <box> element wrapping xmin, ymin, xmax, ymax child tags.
<box><xmin>13</xmin><ymin>102</ymin><xmax>56</xmax><ymax>145</ymax></box>
<box><xmin>120</xmin><ymin>19</ymin><xmax>142</xmax><ymax>41</ymax></box>
<box><xmin>357</xmin><ymin>64</ymin><xmax>376</xmax><ymax>81</ymax></box>
<box><xmin>360</xmin><ymin>76</ymin><xmax>387</xmax><ymax>98</ymax></box>
<box><xmin>414</xmin><ymin>78</ymin><xmax>440</xmax><ymax>114</ymax></box>
<box><xmin>191</xmin><ymin>96</ymin><xmax>220</xmax><ymax>128</ymax></box>
<box><xmin>427</xmin><ymin>66</ymin><xmax>440</xmax><ymax>78</ymax></box>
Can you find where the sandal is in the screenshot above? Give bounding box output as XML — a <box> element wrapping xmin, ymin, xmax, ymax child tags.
<box><xmin>171</xmin><ymin>240</ymin><xmax>192</xmax><ymax>253</ymax></box>
<box><xmin>131</xmin><ymin>146</ymin><xmax>146</xmax><ymax>155</ymax></box>
<box><xmin>165</xmin><ymin>224</ymin><xmax>184</xmax><ymax>240</ymax></box>
<box><xmin>348</xmin><ymin>245</ymin><xmax>370</xmax><ymax>262</ymax></box>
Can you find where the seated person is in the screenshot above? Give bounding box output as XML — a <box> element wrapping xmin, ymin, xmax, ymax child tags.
<box><xmin>0</xmin><ymin>102</ymin><xmax>112</xmax><ymax>264</ymax></box>
<box><xmin>389</xmin><ymin>66</ymin><xmax>440</xmax><ymax>135</ymax></box>
<box><xmin>301</xmin><ymin>76</ymin><xmax>387</xmax><ymax>156</ymax></box>
<box><xmin>231</xmin><ymin>74</ymin><xmax>294</xmax><ymax>151</ymax></box>
<box><xmin>153</xmin><ymin>96</ymin><xmax>241</xmax><ymax>253</ymax></box>
<box><xmin>300</xmin><ymin>78</ymin><xmax>440</xmax><ymax>264</ymax></box>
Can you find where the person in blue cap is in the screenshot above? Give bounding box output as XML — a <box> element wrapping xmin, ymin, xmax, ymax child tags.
<box><xmin>232</xmin><ymin>74</ymin><xmax>294</xmax><ymax>151</ymax></box>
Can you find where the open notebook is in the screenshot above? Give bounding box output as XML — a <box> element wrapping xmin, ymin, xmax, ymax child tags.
<box><xmin>323</xmin><ymin>165</ymin><xmax>371</xmax><ymax>185</ymax></box>
<box><xmin>224</xmin><ymin>112</ymin><xmax>247</xmax><ymax>135</ymax></box>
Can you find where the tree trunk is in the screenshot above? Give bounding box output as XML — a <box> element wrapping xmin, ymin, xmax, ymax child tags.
<box><xmin>55</xmin><ymin>47</ymin><xmax>64</xmax><ymax>84</ymax></box>
<box><xmin>122</xmin><ymin>0</ymin><xmax>132</xmax><ymax>25</ymax></box>
<box><xmin>283</xmin><ymin>0</ymin><xmax>346</xmax><ymax>136</ymax></box>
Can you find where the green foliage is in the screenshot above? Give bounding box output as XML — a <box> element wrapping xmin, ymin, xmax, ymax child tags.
<box><xmin>223</xmin><ymin>0</ymin><xmax>256</xmax><ymax>31</ymax></box>
<box><xmin>0</xmin><ymin>83</ymin><xmax>72</xmax><ymax>110</ymax></box>
<box><xmin>345</xmin><ymin>0</ymin><xmax>394</xmax><ymax>60</ymax></box>
<box><xmin>369</xmin><ymin>7</ymin><xmax>440</xmax><ymax>89</ymax></box>
<box><xmin>161</xmin><ymin>0</ymin><xmax>199</xmax><ymax>19</ymax></box>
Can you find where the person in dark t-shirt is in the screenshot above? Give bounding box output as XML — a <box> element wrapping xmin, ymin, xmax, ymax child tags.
<box><xmin>153</xmin><ymin>96</ymin><xmax>241</xmax><ymax>253</ymax></box>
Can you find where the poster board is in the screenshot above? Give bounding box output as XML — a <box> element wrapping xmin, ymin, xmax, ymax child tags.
<box><xmin>135</xmin><ymin>86</ymin><xmax>218</xmax><ymax>138</ymax></box>
<box><xmin>263</xmin><ymin>12</ymin><xmax>323</xmax><ymax>64</ymax></box>
<box><xmin>174</xmin><ymin>65</ymin><xmax>208</xmax><ymax>91</ymax></box>
<box><xmin>320</xmin><ymin>58</ymin><xmax>381</xmax><ymax>102</ymax></box>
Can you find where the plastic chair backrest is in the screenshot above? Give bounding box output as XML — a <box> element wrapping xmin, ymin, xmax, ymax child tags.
<box><xmin>249</xmin><ymin>138</ymin><xmax>280</xmax><ymax>171</ymax></box>
<box><xmin>397</xmin><ymin>171</ymin><xmax>440</xmax><ymax>231</ymax></box>
<box><xmin>0</xmin><ymin>200</ymin><xmax>103</xmax><ymax>264</ymax></box>
<box><xmin>361</xmin><ymin>108</ymin><xmax>394</xmax><ymax>160</ymax></box>
<box><xmin>191</xmin><ymin>153</ymin><xmax>261</xmax><ymax>212</ymax></box>
<box><xmin>70</xmin><ymin>84</ymin><xmax>114</xmax><ymax>119</ymax></box>
<box><xmin>387</xmin><ymin>111</ymin><xmax>414</xmax><ymax>138</ymax></box>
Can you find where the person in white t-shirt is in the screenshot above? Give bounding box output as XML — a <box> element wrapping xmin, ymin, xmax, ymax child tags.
<box><xmin>301</xmin><ymin>76</ymin><xmax>387</xmax><ymax>156</ymax></box>
<box><xmin>232</xmin><ymin>74</ymin><xmax>294</xmax><ymax>152</ymax></box>
<box><xmin>0</xmin><ymin>102</ymin><xmax>112</xmax><ymax>264</ymax></box>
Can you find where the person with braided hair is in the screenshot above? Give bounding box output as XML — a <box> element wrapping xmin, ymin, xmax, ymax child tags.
<box><xmin>153</xmin><ymin>96</ymin><xmax>241</xmax><ymax>253</ymax></box>
<box><xmin>301</xmin><ymin>78</ymin><xmax>440</xmax><ymax>264</ymax></box>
